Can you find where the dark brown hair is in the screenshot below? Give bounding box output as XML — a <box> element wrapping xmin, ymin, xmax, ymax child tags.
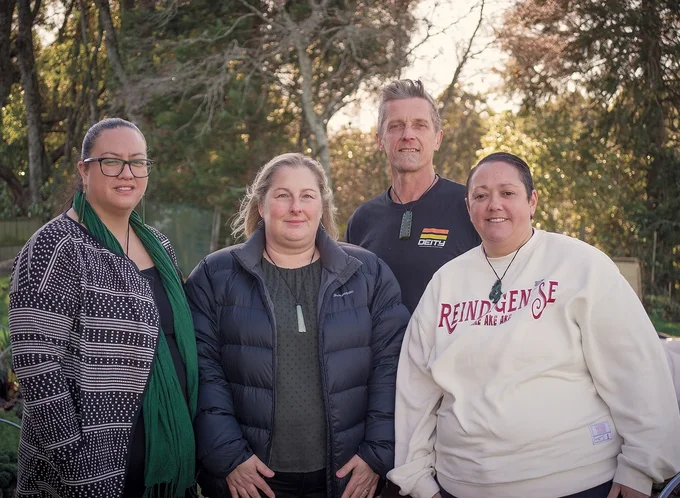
<box><xmin>466</xmin><ymin>152</ymin><xmax>534</xmax><ymax>201</ymax></box>
<box><xmin>60</xmin><ymin>118</ymin><xmax>146</xmax><ymax>211</ymax></box>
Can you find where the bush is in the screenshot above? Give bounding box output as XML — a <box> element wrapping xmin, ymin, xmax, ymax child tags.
<box><xmin>0</xmin><ymin>410</ymin><xmax>20</xmax><ymax>451</ymax></box>
<box><xmin>0</xmin><ymin>449</ymin><xmax>16</xmax><ymax>497</ymax></box>
<box><xmin>645</xmin><ymin>294</ymin><xmax>680</xmax><ymax>322</ymax></box>
<box><xmin>0</xmin><ymin>324</ymin><xmax>18</xmax><ymax>407</ymax></box>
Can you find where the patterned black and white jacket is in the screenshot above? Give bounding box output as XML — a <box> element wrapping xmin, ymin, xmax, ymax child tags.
<box><xmin>9</xmin><ymin>214</ymin><xmax>178</xmax><ymax>498</ymax></box>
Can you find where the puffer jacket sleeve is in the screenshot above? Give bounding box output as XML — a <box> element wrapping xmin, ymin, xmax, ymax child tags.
<box><xmin>185</xmin><ymin>258</ymin><xmax>254</xmax><ymax>478</ymax></box>
<box><xmin>357</xmin><ymin>258</ymin><xmax>410</xmax><ymax>477</ymax></box>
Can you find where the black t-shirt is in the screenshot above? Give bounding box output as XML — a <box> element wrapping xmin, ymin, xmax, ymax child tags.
<box><xmin>346</xmin><ymin>177</ymin><xmax>480</xmax><ymax>313</ymax></box>
<box><xmin>123</xmin><ymin>265</ymin><xmax>189</xmax><ymax>497</ymax></box>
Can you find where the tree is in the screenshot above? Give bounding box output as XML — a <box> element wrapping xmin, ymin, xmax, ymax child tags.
<box><xmin>497</xmin><ymin>0</ymin><xmax>680</xmax><ymax>294</ymax></box>
<box><xmin>0</xmin><ymin>0</ymin><xmax>179</xmax><ymax>218</ymax></box>
<box><xmin>330</xmin><ymin>127</ymin><xmax>390</xmax><ymax>233</ymax></box>
<box><xmin>479</xmin><ymin>94</ymin><xmax>647</xmax><ymax>257</ymax></box>
<box><xmin>16</xmin><ymin>0</ymin><xmax>46</xmax><ymax>206</ymax></box>
<box><xmin>436</xmin><ymin>89</ymin><xmax>487</xmax><ymax>183</ymax></box>
<box><xmin>421</xmin><ymin>0</ymin><xmax>489</xmax><ymax>183</ymax></box>
<box><xmin>135</xmin><ymin>0</ymin><xmax>420</xmax><ymax>177</ymax></box>
<box><xmin>110</xmin><ymin>0</ymin><xmax>299</xmax><ymax>230</ymax></box>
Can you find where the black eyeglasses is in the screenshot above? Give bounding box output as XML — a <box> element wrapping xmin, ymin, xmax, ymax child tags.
<box><xmin>83</xmin><ymin>157</ymin><xmax>154</xmax><ymax>178</ymax></box>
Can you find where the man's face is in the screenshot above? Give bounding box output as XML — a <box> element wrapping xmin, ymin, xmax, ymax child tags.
<box><xmin>377</xmin><ymin>97</ymin><xmax>443</xmax><ymax>174</ymax></box>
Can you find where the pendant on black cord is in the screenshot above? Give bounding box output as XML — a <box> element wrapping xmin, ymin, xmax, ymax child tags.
<box><xmin>296</xmin><ymin>304</ymin><xmax>307</xmax><ymax>333</ymax></box>
<box><xmin>399</xmin><ymin>210</ymin><xmax>413</xmax><ymax>240</ymax></box>
<box><xmin>489</xmin><ymin>279</ymin><xmax>502</xmax><ymax>304</ymax></box>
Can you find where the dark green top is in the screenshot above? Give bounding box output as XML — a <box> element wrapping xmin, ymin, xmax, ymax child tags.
<box><xmin>262</xmin><ymin>258</ymin><xmax>326</xmax><ymax>472</ymax></box>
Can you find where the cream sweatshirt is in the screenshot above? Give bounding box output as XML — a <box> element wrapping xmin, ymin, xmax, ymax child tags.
<box><xmin>388</xmin><ymin>230</ymin><xmax>680</xmax><ymax>498</ymax></box>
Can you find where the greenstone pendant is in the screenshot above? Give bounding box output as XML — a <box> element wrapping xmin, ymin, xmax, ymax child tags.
<box><xmin>489</xmin><ymin>279</ymin><xmax>502</xmax><ymax>304</ymax></box>
<box><xmin>399</xmin><ymin>211</ymin><xmax>413</xmax><ymax>240</ymax></box>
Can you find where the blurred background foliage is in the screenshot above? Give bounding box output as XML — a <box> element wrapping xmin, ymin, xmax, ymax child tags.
<box><xmin>0</xmin><ymin>0</ymin><xmax>678</xmax><ymax>301</ymax></box>
<box><xmin>0</xmin><ymin>2</ymin><xmax>679</xmax><ymax>494</ymax></box>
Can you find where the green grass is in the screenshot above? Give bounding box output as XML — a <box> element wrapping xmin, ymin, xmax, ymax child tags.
<box><xmin>652</xmin><ymin>315</ymin><xmax>680</xmax><ymax>337</ymax></box>
<box><xmin>0</xmin><ymin>409</ymin><xmax>20</xmax><ymax>453</ymax></box>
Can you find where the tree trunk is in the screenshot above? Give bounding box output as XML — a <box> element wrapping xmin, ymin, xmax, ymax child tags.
<box><xmin>94</xmin><ymin>0</ymin><xmax>141</xmax><ymax>122</ymax></box>
<box><xmin>293</xmin><ymin>35</ymin><xmax>332</xmax><ymax>180</ymax></box>
<box><xmin>0</xmin><ymin>0</ymin><xmax>17</xmax><ymax>108</ymax></box>
<box><xmin>438</xmin><ymin>0</ymin><xmax>485</xmax><ymax>117</ymax></box>
<box><xmin>16</xmin><ymin>0</ymin><xmax>45</xmax><ymax>206</ymax></box>
<box><xmin>210</xmin><ymin>207</ymin><xmax>222</xmax><ymax>253</ymax></box>
<box><xmin>0</xmin><ymin>0</ymin><xmax>19</xmax><ymax>209</ymax></box>
<box><xmin>95</xmin><ymin>0</ymin><xmax>127</xmax><ymax>86</ymax></box>
<box><xmin>640</xmin><ymin>0</ymin><xmax>665</xmax><ymax>212</ymax></box>
<box><xmin>0</xmin><ymin>164</ymin><xmax>29</xmax><ymax>212</ymax></box>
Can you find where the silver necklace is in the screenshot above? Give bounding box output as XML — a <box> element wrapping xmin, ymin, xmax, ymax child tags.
<box><xmin>391</xmin><ymin>174</ymin><xmax>438</xmax><ymax>240</ymax></box>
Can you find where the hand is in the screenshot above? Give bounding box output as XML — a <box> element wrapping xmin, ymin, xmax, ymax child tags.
<box><xmin>605</xmin><ymin>483</ymin><xmax>649</xmax><ymax>498</ymax></box>
<box><xmin>226</xmin><ymin>455</ymin><xmax>275</xmax><ymax>498</ymax></box>
<box><xmin>337</xmin><ymin>454</ymin><xmax>380</xmax><ymax>498</ymax></box>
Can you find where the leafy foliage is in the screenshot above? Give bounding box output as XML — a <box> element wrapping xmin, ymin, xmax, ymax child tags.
<box><xmin>497</xmin><ymin>0</ymin><xmax>680</xmax><ymax>295</ymax></box>
<box><xmin>0</xmin><ymin>447</ymin><xmax>17</xmax><ymax>498</ymax></box>
<box><xmin>437</xmin><ymin>88</ymin><xmax>488</xmax><ymax>183</ymax></box>
<box><xmin>479</xmin><ymin>94</ymin><xmax>647</xmax><ymax>256</ymax></box>
<box><xmin>330</xmin><ymin>127</ymin><xmax>390</xmax><ymax>235</ymax></box>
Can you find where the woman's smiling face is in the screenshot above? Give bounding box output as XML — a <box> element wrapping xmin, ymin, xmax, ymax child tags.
<box><xmin>77</xmin><ymin>127</ymin><xmax>148</xmax><ymax>218</ymax></box>
<box><xmin>258</xmin><ymin>165</ymin><xmax>323</xmax><ymax>251</ymax></box>
<box><xmin>466</xmin><ymin>160</ymin><xmax>537</xmax><ymax>258</ymax></box>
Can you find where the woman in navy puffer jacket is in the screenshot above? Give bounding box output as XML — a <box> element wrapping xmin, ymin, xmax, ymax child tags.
<box><xmin>185</xmin><ymin>153</ymin><xmax>409</xmax><ymax>498</ymax></box>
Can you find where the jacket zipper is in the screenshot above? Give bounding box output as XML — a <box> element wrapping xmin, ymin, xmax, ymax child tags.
<box><xmin>317</xmin><ymin>273</ymin><xmax>352</xmax><ymax>498</ymax></box>
<box><xmin>234</xmin><ymin>247</ymin><xmax>361</xmax><ymax>493</ymax></box>
<box><xmin>258</xmin><ymin>276</ymin><xmax>278</xmax><ymax>466</ymax></box>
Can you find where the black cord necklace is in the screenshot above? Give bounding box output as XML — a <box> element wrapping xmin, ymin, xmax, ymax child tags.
<box><xmin>483</xmin><ymin>230</ymin><xmax>533</xmax><ymax>304</ymax></box>
<box><xmin>77</xmin><ymin>210</ymin><xmax>130</xmax><ymax>256</ymax></box>
<box><xmin>391</xmin><ymin>174</ymin><xmax>438</xmax><ymax>240</ymax></box>
<box><xmin>264</xmin><ymin>247</ymin><xmax>316</xmax><ymax>333</ymax></box>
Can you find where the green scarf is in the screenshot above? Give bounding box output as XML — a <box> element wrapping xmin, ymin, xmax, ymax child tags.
<box><xmin>74</xmin><ymin>191</ymin><xmax>198</xmax><ymax>497</ymax></box>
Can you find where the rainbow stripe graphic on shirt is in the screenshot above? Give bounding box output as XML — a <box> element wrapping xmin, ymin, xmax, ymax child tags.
<box><xmin>418</xmin><ymin>228</ymin><xmax>449</xmax><ymax>248</ymax></box>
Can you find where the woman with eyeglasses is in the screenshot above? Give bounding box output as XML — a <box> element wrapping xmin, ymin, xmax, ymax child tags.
<box><xmin>9</xmin><ymin>118</ymin><xmax>198</xmax><ymax>498</ymax></box>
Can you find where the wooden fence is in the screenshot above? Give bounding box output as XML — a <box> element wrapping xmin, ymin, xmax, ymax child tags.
<box><xmin>0</xmin><ymin>218</ymin><xmax>43</xmax><ymax>261</ymax></box>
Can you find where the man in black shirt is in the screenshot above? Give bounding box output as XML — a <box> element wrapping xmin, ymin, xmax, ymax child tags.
<box><xmin>346</xmin><ymin>79</ymin><xmax>480</xmax><ymax>313</ymax></box>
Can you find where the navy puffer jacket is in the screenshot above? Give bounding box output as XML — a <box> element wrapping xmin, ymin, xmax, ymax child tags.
<box><xmin>185</xmin><ymin>226</ymin><xmax>409</xmax><ymax>497</ymax></box>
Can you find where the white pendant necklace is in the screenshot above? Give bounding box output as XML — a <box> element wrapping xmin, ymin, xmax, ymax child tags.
<box><xmin>265</xmin><ymin>248</ymin><xmax>315</xmax><ymax>333</ymax></box>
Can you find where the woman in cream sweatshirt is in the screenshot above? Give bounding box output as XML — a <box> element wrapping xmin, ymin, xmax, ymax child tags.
<box><xmin>388</xmin><ymin>152</ymin><xmax>680</xmax><ymax>498</ymax></box>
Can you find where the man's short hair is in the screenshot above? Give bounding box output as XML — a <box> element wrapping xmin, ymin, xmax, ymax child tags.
<box><xmin>377</xmin><ymin>79</ymin><xmax>442</xmax><ymax>136</ymax></box>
